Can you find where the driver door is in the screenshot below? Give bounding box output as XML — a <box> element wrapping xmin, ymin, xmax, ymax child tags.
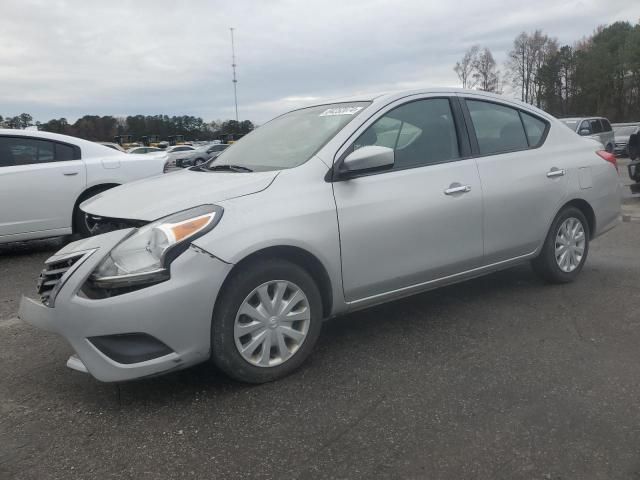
<box><xmin>332</xmin><ymin>97</ymin><xmax>484</xmax><ymax>303</ymax></box>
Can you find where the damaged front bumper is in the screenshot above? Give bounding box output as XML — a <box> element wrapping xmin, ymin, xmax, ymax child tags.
<box><xmin>18</xmin><ymin>229</ymin><xmax>233</xmax><ymax>382</ymax></box>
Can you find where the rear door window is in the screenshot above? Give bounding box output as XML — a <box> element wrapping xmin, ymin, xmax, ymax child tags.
<box><xmin>601</xmin><ymin>119</ymin><xmax>613</xmax><ymax>132</ymax></box>
<box><xmin>590</xmin><ymin>119</ymin><xmax>603</xmax><ymax>134</ymax></box>
<box><xmin>466</xmin><ymin>100</ymin><xmax>528</xmax><ymax>155</ymax></box>
<box><xmin>0</xmin><ymin>137</ymin><xmax>54</xmax><ymax>166</ymax></box>
<box><xmin>0</xmin><ymin>137</ymin><xmax>80</xmax><ymax>167</ymax></box>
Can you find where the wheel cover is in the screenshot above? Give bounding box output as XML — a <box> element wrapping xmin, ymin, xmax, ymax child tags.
<box><xmin>555</xmin><ymin>217</ymin><xmax>586</xmax><ymax>273</ymax></box>
<box><xmin>234</xmin><ymin>280</ymin><xmax>311</xmax><ymax>367</ymax></box>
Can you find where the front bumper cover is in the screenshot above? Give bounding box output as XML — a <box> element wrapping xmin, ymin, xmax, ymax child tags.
<box><xmin>18</xmin><ymin>229</ymin><xmax>233</xmax><ymax>382</ymax></box>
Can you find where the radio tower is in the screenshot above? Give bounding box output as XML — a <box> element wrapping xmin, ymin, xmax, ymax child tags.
<box><xmin>230</xmin><ymin>27</ymin><xmax>239</xmax><ymax>123</ymax></box>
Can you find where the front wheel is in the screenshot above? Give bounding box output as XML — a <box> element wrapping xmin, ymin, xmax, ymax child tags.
<box><xmin>210</xmin><ymin>259</ymin><xmax>323</xmax><ymax>383</ymax></box>
<box><xmin>194</xmin><ymin>158</ymin><xmax>206</xmax><ymax>166</ymax></box>
<box><xmin>531</xmin><ymin>207</ymin><xmax>590</xmax><ymax>284</ymax></box>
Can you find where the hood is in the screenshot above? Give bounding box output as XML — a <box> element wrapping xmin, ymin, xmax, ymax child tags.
<box><xmin>81</xmin><ymin>168</ymin><xmax>279</xmax><ymax>221</ymax></box>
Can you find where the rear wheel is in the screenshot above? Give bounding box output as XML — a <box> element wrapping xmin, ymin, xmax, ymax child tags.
<box><xmin>210</xmin><ymin>259</ymin><xmax>323</xmax><ymax>383</ymax></box>
<box><xmin>194</xmin><ymin>158</ymin><xmax>206</xmax><ymax>166</ymax></box>
<box><xmin>531</xmin><ymin>206</ymin><xmax>589</xmax><ymax>283</ymax></box>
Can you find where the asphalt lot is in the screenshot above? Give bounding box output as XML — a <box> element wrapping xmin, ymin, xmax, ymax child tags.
<box><xmin>1</xmin><ymin>204</ymin><xmax>640</xmax><ymax>479</ymax></box>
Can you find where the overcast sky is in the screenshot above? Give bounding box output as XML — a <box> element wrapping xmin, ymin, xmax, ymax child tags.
<box><xmin>1</xmin><ymin>0</ymin><xmax>639</xmax><ymax>124</ymax></box>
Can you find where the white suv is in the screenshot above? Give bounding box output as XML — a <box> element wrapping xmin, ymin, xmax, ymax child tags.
<box><xmin>0</xmin><ymin>129</ymin><xmax>166</xmax><ymax>243</ymax></box>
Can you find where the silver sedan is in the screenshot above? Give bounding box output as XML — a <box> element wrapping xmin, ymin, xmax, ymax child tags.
<box><xmin>19</xmin><ymin>88</ymin><xmax>621</xmax><ymax>384</ymax></box>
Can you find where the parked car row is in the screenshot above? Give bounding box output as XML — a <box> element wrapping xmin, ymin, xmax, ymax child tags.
<box><xmin>16</xmin><ymin>89</ymin><xmax>621</xmax><ymax>385</ymax></box>
<box><xmin>164</xmin><ymin>143</ymin><xmax>230</xmax><ymax>170</ymax></box>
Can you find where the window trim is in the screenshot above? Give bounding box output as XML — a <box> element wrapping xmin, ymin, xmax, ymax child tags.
<box><xmin>460</xmin><ymin>97</ymin><xmax>550</xmax><ymax>158</ymax></box>
<box><xmin>329</xmin><ymin>95</ymin><xmax>472</xmax><ymax>182</ymax></box>
<box><xmin>0</xmin><ymin>134</ymin><xmax>82</xmax><ymax>165</ymax></box>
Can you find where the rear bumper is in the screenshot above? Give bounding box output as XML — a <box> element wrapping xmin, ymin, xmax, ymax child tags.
<box><xmin>18</xmin><ymin>230</ymin><xmax>233</xmax><ymax>382</ymax></box>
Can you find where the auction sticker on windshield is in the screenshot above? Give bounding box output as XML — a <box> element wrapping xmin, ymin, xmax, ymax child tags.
<box><xmin>319</xmin><ymin>106</ymin><xmax>364</xmax><ymax>116</ymax></box>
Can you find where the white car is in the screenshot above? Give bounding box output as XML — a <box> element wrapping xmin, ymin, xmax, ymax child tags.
<box><xmin>0</xmin><ymin>129</ymin><xmax>166</xmax><ymax>243</ymax></box>
<box><xmin>163</xmin><ymin>145</ymin><xmax>196</xmax><ymax>169</ymax></box>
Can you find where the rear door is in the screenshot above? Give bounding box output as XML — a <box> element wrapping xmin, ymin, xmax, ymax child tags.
<box><xmin>460</xmin><ymin>95</ymin><xmax>567</xmax><ymax>263</ymax></box>
<box><xmin>333</xmin><ymin>96</ymin><xmax>484</xmax><ymax>302</ymax></box>
<box><xmin>600</xmin><ymin>119</ymin><xmax>614</xmax><ymax>150</ymax></box>
<box><xmin>0</xmin><ymin>136</ymin><xmax>86</xmax><ymax>238</ymax></box>
<box><xmin>589</xmin><ymin>119</ymin><xmax>603</xmax><ymax>147</ymax></box>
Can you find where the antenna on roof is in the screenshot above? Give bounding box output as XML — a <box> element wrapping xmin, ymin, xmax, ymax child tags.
<box><xmin>230</xmin><ymin>27</ymin><xmax>239</xmax><ymax>124</ymax></box>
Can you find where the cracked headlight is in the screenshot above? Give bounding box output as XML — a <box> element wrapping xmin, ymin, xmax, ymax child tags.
<box><xmin>92</xmin><ymin>205</ymin><xmax>223</xmax><ymax>288</ymax></box>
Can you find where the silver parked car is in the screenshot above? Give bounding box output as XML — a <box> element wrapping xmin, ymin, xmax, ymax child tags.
<box><xmin>179</xmin><ymin>143</ymin><xmax>229</xmax><ymax>167</ymax></box>
<box><xmin>612</xmin><ymin>123</ymin><xmax>640</xmax><ymax>157</ymax></box>
<box><xmin>19</xmin><ymin>89</ymin><xmax>621</xmax><ymax>384</ymax></box>
<box><xmin>560</xmin><ymin>117</ymin><xmax>615</xmax><ymax>153</ymax></box>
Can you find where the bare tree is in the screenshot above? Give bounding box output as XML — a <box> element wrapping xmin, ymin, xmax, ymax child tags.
<box><xmin>473</xmin><ymin>48</ymin><xmax>501</xmax><ymax>92</ymax></box>
<box><xmin>507</xmin><ymin>30</ymin><xmax>556</xmax><ymax>105</ymax></box>
<box><xmin>454</xmin><ymin>45</ymin><xmax>480</xmax><ymax>89</ymax></box>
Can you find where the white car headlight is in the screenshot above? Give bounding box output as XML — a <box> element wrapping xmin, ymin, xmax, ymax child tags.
<box><xmin>92</xmin><ymin>205</ymin><xmax>223</xmax><ymax>288</ymax></box>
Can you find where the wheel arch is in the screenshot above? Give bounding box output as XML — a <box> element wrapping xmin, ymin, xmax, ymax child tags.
<box><xmin>71</xmin><ymin>183</ymin><xmax>120</xmax><ymax>232</ymax></box>
<box><xmin>559</xmin><ymin>198</ymin><xmax>596</xmax><ymax>239</ymax></box>
<box><xmin>216</xmin><ymin>245</ymin><xmax>334</xmax><ymax>319</ymax></box>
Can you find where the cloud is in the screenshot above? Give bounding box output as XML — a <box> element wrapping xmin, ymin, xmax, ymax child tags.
<box><xmin>0</xmin><ymin>0</ymin><xmax>638</xmax><ymax>123</ymax></box>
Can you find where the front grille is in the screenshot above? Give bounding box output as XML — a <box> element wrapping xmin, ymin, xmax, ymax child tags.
<box><xmin>37</xmin><ymin>252</ymin><xmax>87</xmax><ymax>306</ymax></box>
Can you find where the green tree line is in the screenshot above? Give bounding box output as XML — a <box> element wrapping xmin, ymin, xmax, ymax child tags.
<box><xmin>455</xmin><ymin>20</ymin><xmax>640</xmax><ymax>121</ymax></box>
<box><xmin>0</xmin><ymin>113</ymin><xmax>255</xmax><ymax>142</ymax></box>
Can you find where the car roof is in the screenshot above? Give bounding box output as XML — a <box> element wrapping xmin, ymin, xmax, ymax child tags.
<box><xmin>559</xmin><ymin>117</ymin><xmax>607</xmax><ymax>121</ymax></box>
<box><xmin>296</xmin><ymin>88</ymin><xmax>555</xmax><ymax>121</ymax></box>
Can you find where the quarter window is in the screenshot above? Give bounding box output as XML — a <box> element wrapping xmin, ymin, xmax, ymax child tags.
<box><xmin>466</xmin><ymin>100</ymin><xmax>528</xmax><ymax>155</ymax></box>
<box><xmin>352</xmin><ymin>98</ymin><xmax>460</xmax><ymax>170</ymax></box>
<box><xmin>55</xmin><ymin>142</ymin><xmax>78</xmax><ymax>161</ymax></box>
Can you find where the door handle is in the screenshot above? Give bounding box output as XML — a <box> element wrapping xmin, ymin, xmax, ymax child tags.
<box><xmin>444</xmin><ymin>183</ymin><xmax>472</xmax><ymax>195</ymax></box>
<box><xmin>63</xmin><ymin>172</ymin><xmax>79</xmax><ymax>176</ymax></box>
<box><xmin>546</xmin><ymin>168</ymin><xmax>565</xmax><ymax>178</ymax></box>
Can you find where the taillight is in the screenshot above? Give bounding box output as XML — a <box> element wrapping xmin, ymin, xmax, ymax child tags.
<box><xmin>596</xmin><ymin>150</ymin><xmax>617</xmax><ymax>171</ymax></box>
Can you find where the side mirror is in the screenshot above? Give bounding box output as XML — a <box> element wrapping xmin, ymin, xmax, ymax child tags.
<box><xmin>342</xmin><ymin>145</ymin><xmax>394</xmax><ymax>174</ymax></box>
<box><xmin>578</xmin><ymin>128</ymin><xmax>591</xmax><ymax>136</ymax></box>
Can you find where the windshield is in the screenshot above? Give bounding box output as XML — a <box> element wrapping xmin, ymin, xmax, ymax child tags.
<box><xmin>209</xmin><ymin>102</ymin><xmax>370</xmax><ymax>171</ymax></box>
<box><xmin>613</xmin><ymin>125</ymin><xmax>638</xmax><ymax>136</ymax></box>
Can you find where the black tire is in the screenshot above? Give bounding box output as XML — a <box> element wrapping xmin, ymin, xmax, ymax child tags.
<box><xmin>605</xmin><ymin>143</ymin><xmax>614</xmax><ymax>153</ymax></box>
<box><xmin>531</xmin><ymin>206</ymin><xmax>590</xmax><ymax>284</ymax></box>
<box><xmin>73</xmin><ymin>186</ymin><xmax>115</xmax><ymax>237</ymax></box>
<box><xmin>210</xmin><ymin>259</ymin><xmax>323</xmax><ymax>383</ymax></box>
<box><xmin>194</xmin><ymin>158</ymin><xmax>205</xmax><ymax>166</ymax></box>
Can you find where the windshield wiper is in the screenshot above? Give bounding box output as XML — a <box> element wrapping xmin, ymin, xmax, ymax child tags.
<box><xmin>207</xmin><ymin>164</ymin><xmax>253</xmax><ymax>173</ymax></box>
